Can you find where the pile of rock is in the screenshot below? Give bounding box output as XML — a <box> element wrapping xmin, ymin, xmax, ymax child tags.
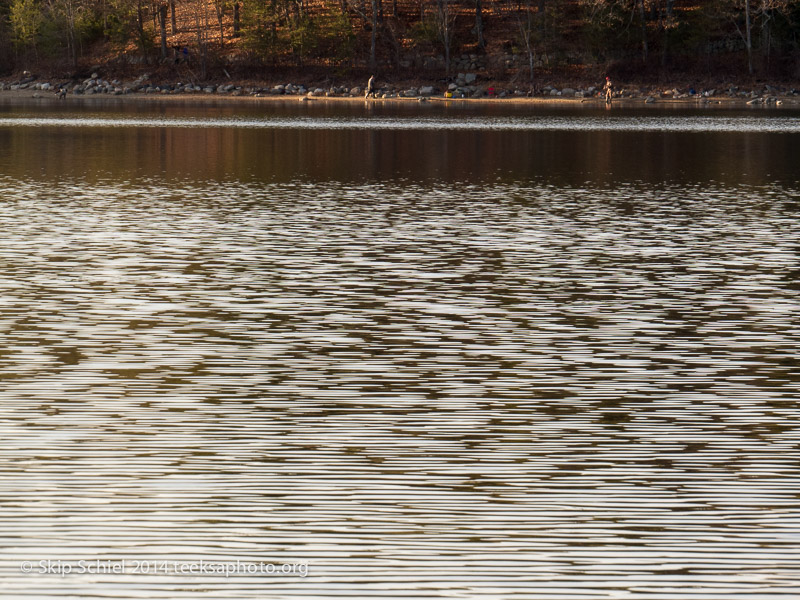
<box><xmin>499</xmin><ymin>54</ymin><xmax>546</xmax><ymax>70</ymax></box>
<box><xmin>746</xmin><ymin>96</ymin><xmax>782</xmax><ymax>106</ymax></box>
<box><xmin>540</xmin><ymin>85</ymin><xmax>598</xmax><ymax>98</ymax></box>
<box><xmin>3</xmin><ymin>71</ymin><xmax>36</xmax><ymax>90</ymax></box>
<box><xmin>452</xmin><ymin>54</ymin><xmax>488</xmax><ymax>72</ymax></box>
<box><xmin>71</xmin><ymin>73</ymin><xmax>127</xmax><ymax>95</ymax></box>
<box><xmin>443</xmin><ymin>73</ymin><xmax>480</xmax><ymax>98</ymax></box>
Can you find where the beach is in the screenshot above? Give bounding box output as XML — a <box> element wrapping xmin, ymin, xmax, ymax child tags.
<box><xmin>3</xmin><ymin>77</ymin><xmax>799</xmax><ymax>108</ymax></box>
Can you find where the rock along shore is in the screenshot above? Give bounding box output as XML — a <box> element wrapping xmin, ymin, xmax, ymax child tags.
<box><xmin>2</xmin><ymin>71</ymin><xmax>800</xmax><ymax>107</ymax></box>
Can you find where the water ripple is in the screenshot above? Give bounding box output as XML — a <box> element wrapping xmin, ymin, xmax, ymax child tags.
<box><xmin>0</xmin><ymin>176</ymin><xmax>798</xmax><ymax>598</ymax></box>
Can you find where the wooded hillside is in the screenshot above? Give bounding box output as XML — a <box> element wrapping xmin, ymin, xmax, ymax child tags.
<box><xmin>2</xmin><ymin>1</ymin><xmax>799</xmax><ymax>82</ymax></box>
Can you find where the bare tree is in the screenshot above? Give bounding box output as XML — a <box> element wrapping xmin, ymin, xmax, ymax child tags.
<box><xmin>370</xmin><ymin>0</ymin><xmax>378</xmax><ymax>71</ymax></box>
<box><xmin>509</xmin><ymin>0</ymin><xmax>538</xmax><ymax>85</ymax></box>
<box><xmin>474</xmin><ymin>0</ymin><xmax>485</xmax><ymax>50</ymax></box>
<box><xmin>742</xmin><ymin>0</ymin><xmax>754</xmax><ymax>74</ymax></box>
<box><xmin>758</xmin><ymin>0</ymin><xmax>790</xmax><ymax>66</ymax></box>
<box><xmin>660</xmin><ymin>0</ymin><xmax>675</xmax><ymax>66</ymax></box>
<box><xmin>214</xmin><ymin>0</ymin><xmax>225</xmax><ymax>43</ymax></box>
<box><xmin>434</xmin><ymin>0</ymin><xmax>454</xmax><ymax>76</ymax></box>
<box><xmin>636</xmin><ymin>0</ymin><xmax>648</xmax><ymax>62</ymax></box>
<box><xmin>51</xmin><ymin>0</ymin><xmax>82</xmax><ymax>67</ymax></box>
<box><xmin>186</xmin><ymin>0</ymin><xmax>210</xmax><ymax>77</ymax></box>
<box><xmin>720</xmin><ymin>0</ymin><xmax>755</xmax><ymax>74</ymax></box>
<box><xmin>346</xmin><ymin>0</ymin><xmax>379</xmax><ymax>72</ymax></box>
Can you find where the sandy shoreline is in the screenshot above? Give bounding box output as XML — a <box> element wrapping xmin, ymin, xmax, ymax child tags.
<box><xmin>2</xmin><ymin>86</ymin><xmax>799</xmax><ymax>109</ymax></box>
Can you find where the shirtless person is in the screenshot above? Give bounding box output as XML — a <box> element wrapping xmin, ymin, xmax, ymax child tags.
<box><xmin>603</xmin><ymin>77</ymin><xmax>613</xmax><ymax>104</ymax></box>
<box><xmin>365</xmin><ymin>75</ymin><xmax>377</xmax><ymax>99</ymax></box>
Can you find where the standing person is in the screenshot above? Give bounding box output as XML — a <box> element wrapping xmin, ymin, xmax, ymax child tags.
<box><xmin>365</xmin><ymin>75</ymin><xmax>376</xmax><ymax>99</ymax></box>
<box><xmin>604</xmin><ymin>77</ymin><xmax>613</xmax><ymax>104</ymax></box>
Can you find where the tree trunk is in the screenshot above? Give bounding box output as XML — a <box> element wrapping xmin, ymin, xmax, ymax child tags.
<box><xmin>64</xmin><ymin>1</ymin><xmax>78</xmax><ymax>68</ymax></box>
<box><xmin>745</xmin><ymin>0</ymin><xmax>753</xmax><ymax>74</ymax></box>
<box><xmin>70</xmin><ymin>27</ymin><xmax>77</xmax><ymax>68</ymax></box>
<box><xmin>159</xmin><ymin>4</ymin><xmax>168</xmax><ymax>61</ymax></box>
<box><xmin>137</xmin><ymin>1</ymin><xmax>149</xmax><ymax>64</ymax></box>
<box><xmin>528</xmin><ymin>44</ymin><xmax>534</xmax><ymax>83</ymax></box>
<box><xmin>194</xmin><ymin>0</ymin><xmax>208</xmax><ymax>79</ymax></box>
<box><xmin>170</xmin><ymin>0</ymin><xmax>177</xmax><ymax>33</ymax></box>
<box><xmin>661</xmin><ymin>0</ymin><xmax>674</xmax><ymax>67</ymax></box>
<box><xmin>436</xmin><ymin>0</ymin><xmax>451</xmax><ymax>77</ymax></box>
<box><xmin>637</xmin><ymin>0</ymin><xmax>648</xmax><ymax>62</ymax></box>
<box><xmin>370</xmin><ymin>0</ymin><xmax>378</xmax><ymax>72</ymax></box>
<box><xmin>538</xmin><ymin>0</ymin><xmax>546</xmax><ymax>34</ymax></box>
<box><xmin>233</xmin><ymin>3</ymin><xmax>240</xmax><ymax>37</ymax></box>
<box><xmin>761</xmin><ymin>0</ymin><xmax>771</xmax><ymax>66</ymax></box>
<box><xmin>524</xmin><ymin>0</ymin><xmax>534</xmax><ymax>83</ymax></box>
<box><xmin>216</xmin><ymin>3</ymin><xmax>224</xmax><ymax>44</ymax></box>
<box><xmin>475</xmin><ymin>0</ymin><xmax>485</xmax><ymax>49</ymax></box>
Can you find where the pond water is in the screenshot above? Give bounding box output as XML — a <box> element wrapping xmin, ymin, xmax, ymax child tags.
<box><xmin>0</xmin><ymin>98</ymin><xmax>799</xmax><ymax>599</ymax></box>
